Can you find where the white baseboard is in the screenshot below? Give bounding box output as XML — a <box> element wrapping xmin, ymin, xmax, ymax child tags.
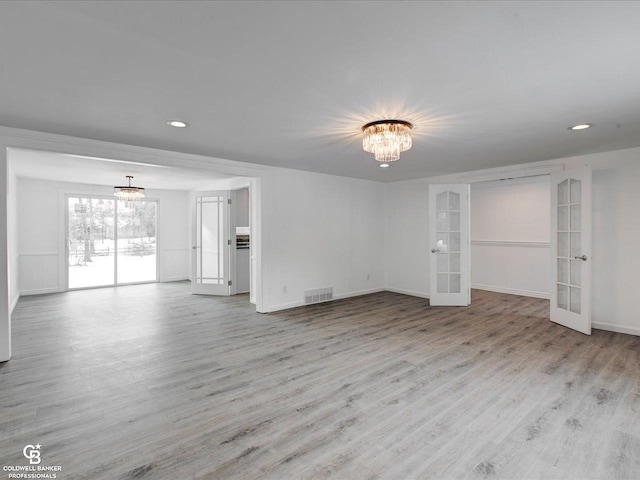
<box><xmin>592</xmin><ymin>322</ymin><xmax>640</xmax><ymax>337</ymax></box>
<box><xmin>265</xmin><ymin>287</ymin><xmax>386</xmax><ymax>313</ymax></box>
<box><xmin>384</xmin><ymin>287</ymin><xmax>430</xmax><ymax>299</ymax></box>
<box><xmin>471</xmin><ymin>283</ymin><xmax>549</xmax><ymax>300</ymax></box>
<box><xmin>20</xmin><ymin>287</ymin><xmax>62</xmax><ymax>296</ymax></box>
<box><xmin>162</xmin><ymin>276</ymin><xmax>190</xmax><ymax>283</ymax></box>
<box><xmin>334</xmin><ymin>287</ymin><xmax>385</xmax><ymax>300</ymax></box>
<box><xmin>264</xmin><ymin>300</ymin><xmax>305</xmax><ymax>313</ymax></box>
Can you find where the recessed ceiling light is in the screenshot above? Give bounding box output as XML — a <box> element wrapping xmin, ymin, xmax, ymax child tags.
<box><xmin>167</xmin><ymin>120</ymin><xmax>188</xmax><ymax>128</ymax></box>
<box><xmin>569</xmin><ymin>123</ymin><xmax>591</xmax><ymax>131</ymax></box>
<box><xmin>379</xmin><ymin>163</ymin><xmax>390</xmax><ymax>168</ymax></box>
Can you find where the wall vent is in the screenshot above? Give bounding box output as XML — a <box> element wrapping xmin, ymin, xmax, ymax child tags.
<box><xmin>304</xmin><ymin>287</ymin><xmax>333</xmax><ymax>305</ymax></box>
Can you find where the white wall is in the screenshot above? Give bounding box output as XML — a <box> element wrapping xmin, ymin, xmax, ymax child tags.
<box><xmin>17</xmin><ymin>178</ymin><xmax>190</xmax><ymax>295</ymax></box>
<box><xmin>470</xmin><ymin>176</ymin><xmax>551</xmax><ymax>298</ymax></box>
<box><xmin>261</xmin><ymin>167</ymin><xmax>385</xmax><ymax>311</ymax></box>
<box><xmin>384</xmin><ymin>180</ymin><xmax>430</xmax><ymax>298</ymax></box>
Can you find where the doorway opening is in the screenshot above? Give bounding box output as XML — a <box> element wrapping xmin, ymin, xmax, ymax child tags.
<box><xmin>67</xmin><ymin>195</ymin><xmax>158</xmax><ymax>289</ymax></box>
<box><xmin>469</xmin><ymin>175</ymin><xmax>551</xmax><ymax>300</ymax></box>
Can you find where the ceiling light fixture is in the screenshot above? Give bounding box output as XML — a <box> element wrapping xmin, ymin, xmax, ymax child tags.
<box><xmin>379</xmin><ymin>164</ymin><xmax>390</xmax><ymax>168</ymax></box>
<box><xmin>167</xmin><ymin>120</ymin><xmax>188</xmax><ymax>128</ymax></box>
<box><xmin>114</xmin><ymin>176</ymin><xmax>145</xmax><ymax>202</ymax></box>
<box><xmin>569</xmin><ymin>123</ymin><xmax>591</xmax><ymax>131</ymax></box>
<box><xmin>362</xmin><ymin>120</ymin><xmax>413</xmax><ymax>163</ymax></box>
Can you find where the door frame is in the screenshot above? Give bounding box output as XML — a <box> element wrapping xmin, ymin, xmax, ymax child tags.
<box><xmin>229</xmin><ymin>186</ymin><xmax>251</xmax><ymax>298</ymax></box>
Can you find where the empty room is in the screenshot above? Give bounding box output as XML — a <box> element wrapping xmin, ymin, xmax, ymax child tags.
<box><xmin>1</xmin><ymin>1</ymin><xmax>640</xmax><ymax>479</ymax></box>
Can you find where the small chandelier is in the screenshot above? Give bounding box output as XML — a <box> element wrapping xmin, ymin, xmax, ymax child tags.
<box><xmin>114</xmin><ymin>175</ymin><xmax>145</xmax><ymax>202</ymax></box>
<box><xmin>362</xmin><ymin>120</ymin><xmax>413</xmax><ymax>163</ymax></box>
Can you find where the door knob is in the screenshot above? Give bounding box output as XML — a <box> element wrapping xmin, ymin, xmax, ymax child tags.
<box><xmin>431</xmin><ymin>248</ymin><xmax>440</xmax><ymax>253</ymax></box>
<box><xmin>574</xmin><ymin>255</ymin><xmax>588</xmax><ymax>261</ymax></box>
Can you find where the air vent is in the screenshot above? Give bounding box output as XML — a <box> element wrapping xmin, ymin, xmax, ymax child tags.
<box><xmin>304</xmin><ymin>287</ymin><xmax>333</xmax><ymax>305</ymax></box>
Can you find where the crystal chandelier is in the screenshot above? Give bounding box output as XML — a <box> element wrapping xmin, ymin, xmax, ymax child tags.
<box><xmin>114</xmin><ymin>176</ymin><xmax>145</xmax><ymax>202</ymax></box>
<box><xmin>362</xmin><ymin>120</ymin><xmax>413</xmax><ymax>163</ymax></box>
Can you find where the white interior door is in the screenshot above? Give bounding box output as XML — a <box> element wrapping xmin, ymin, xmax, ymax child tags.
<box><xmin>550</xmin><ymin>167</ymin><xmax>592</xmax><ymax>334</ymax></box>
<box><xmin>192</xmin><ymin>190</ymin><xmax>230</xmax><ymax>296</ymax></box>
<box><xmin>429</xmin><ymin>184</ymin><xmax>471</xmax><ymax>306</ymax></box>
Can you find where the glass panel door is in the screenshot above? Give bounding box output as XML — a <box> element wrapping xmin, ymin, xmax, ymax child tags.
<box><xmin>192</xmin><ymin>190</ymin><xmax>230</xmax><ymax>296</ymax></box>
<box><xmin>550</xmin><ymin>167</ymin><xmax>591</xmax><ymax>334</ymax></box>
<box><xmin>67</xmin><ymin>196</ymin><xmax>158</xmax><ymax>289</ymax></box>
<box><xmin>116</xmin><ymin>200</ymin><xmax>157</xmax><ymax>284</ymax></box>
<box><xmin>68</xmin><ymin>197</ymin><xmax>115</xmax><ymax>289</ymax></box>
<box><xmin>429</xmin><ymin>184</ymin><xmax>470</xmax><ymax>306</ymax></box>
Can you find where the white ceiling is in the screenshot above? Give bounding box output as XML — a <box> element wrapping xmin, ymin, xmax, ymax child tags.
<box><xmin>9</xmin><ymin>149</ymin><xmax>233</xmax><ymax>190</ymax></box>
<box><xmin>1</xmin><ymin>1</ymin><xmax>640</xmax><ymax>182</ymax></box>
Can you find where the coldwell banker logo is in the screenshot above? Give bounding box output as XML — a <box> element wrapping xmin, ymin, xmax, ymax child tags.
<box><xmin>23</xmin><ymin>445</ymin><xmax>41</xmax><ymax>465</ymax></box>
<box><xmin>2</xmin><ymin>444</ymin><xmax>62</xmax><ymax>479</ymax></box>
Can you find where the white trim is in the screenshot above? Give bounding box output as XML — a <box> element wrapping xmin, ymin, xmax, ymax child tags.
<box><xmin>334</xmin><ymin>287</ymin><xmax>385</xmax><ymax>300</ymax></box>
<box><xmin>21</xmin><ymin>287</ymin><xmax>62</xmax><ymax>296</ymax></box>
<box><xmin>385</xmin><ymin>287</ymin><xmax>430</xmax><ymax>299</ymax></box>
<box><xmin>162</xmin><ymin>276</ymin><xmax>190</xmax><ymax>283</ymax></box>
<box><xmin>471</xmin><ymin>240</ymin><xmax>550</xmax><ymax>248</ymax></box>
<box><xmin>19</xmin><ymin>252</ymin><xmax>59</xmax><ymax>257</ymax></box>
<box><xmin>471</xmin><ymin>283</ymin><xmax>549</xmax><ymax>299</ymax></box>
<box><xmin>592</xmin><ymin>322</ymin><xmax>640</xmax><ymax>337</ymax></box>
<box><xmin>264</xmin><ymin>287</ymin><xmax>386</xmax><ymax>313</ymax></box>
<box><xmin>458</xmin><ymin>162</ymin><xmax>564</xmax><ymax>184</ymax></box>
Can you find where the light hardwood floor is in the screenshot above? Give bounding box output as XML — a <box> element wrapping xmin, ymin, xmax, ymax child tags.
<box><xmin>1</xmin><ymin>283</ymin><xmax>639</xmax><ymax>479</ymax></box>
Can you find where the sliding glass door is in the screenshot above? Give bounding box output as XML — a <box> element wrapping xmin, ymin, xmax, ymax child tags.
<box><xmin>67</xmin><ymin>196</ymin><xmax>157</xmax><ymax>289</ymax></box>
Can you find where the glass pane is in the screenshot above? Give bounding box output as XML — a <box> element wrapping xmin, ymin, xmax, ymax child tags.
<box><xmin>437</xmin><ymin>274</ymin><xmax>449</xmax><ymax>293</ymax></box>
<box><xmin>558</xmin><ymin>206</ymin><xmax>569</xmax><ymax>231</ymax></box>
<box><xmin>571</xmin><ymin>205</ymin><xmax>581</xmax><ymax>232</ymax></box>
<box><xmin>68</xmin><ymin>197</ymin><xmax>115</xmax><ymax>289</ymax></box>
<box><xmin>558</xmin><ymin>233</ymin><xmax>569</xmax><ymax>258</ymax></box>
<box><xmin>557</xmin><ymin>259</ymin><xmax>569</xmax><ymax>284</ymax></box>
<box><xmin>450</xmin><ymin>232</ymin><xmax>461</xmax><ymax>252</ymax></box>
<box><xmin>437</xmin><ymin>253</ymin><xmax>448</xmax><ymax>273</ymax></box>
<box><xmin>450</xmin><ymin>274</ymin><xmax>461</xmax><ymax>293</ymax></box>
<box><xmin>436</xmin><ymin>233</ymin><xmax>449</xmax><ymax>253</ymax></box>
<box><xmin>117</xmin><ymin>200</ymin><xmax>157</xmax><ymax>284</ymax></box>
<box><xmin>570</xmin><ymin>287</ymin><xmax>581</xmax><ymax>314</ymax></box>
<box><xmin>570</xmin><ymin>233</ymin><xmax>582</xmax><ymax>258</ymax></box>
<box><xmin>570</xmin><ymin>179</ymin><xmax>581</xmax><ymax>204</ymax></box>
<box><xmin>436</xmin><ymin>192</ymin><xmax>447</xmax><ymax>211</ymax></box>
<box><xmin>557</xmin><ymin>284</ymin><xmax>568</xmax><ymax>310</ymax></box>
<box><xmin>558</xmin><ymin>180</ymin><xmax>569</xmax><ymax>205</ymax></box>
<box><xmin>449</xmin><ymin>253</ymin><xmax>460</xmax><ymax>273</ymax></box>
<box><xmin>449</xmin><ymin>192</ymin><xmax>460</xmax><ymax>210</ymax></box>
<box><xmin>570</xmin><ymin>260</ymin><xmax>581</xmax><ymax>287</ymax></box>
<box><xmin>450</xmin><ymin>211</ymin><xmax>460</xmax><ymax>232</ymax></box>
<box><xmin>436</xmin><ymin>212</ymin><xmax>449</xmax><ymax>232</ymax></box>
<box><xmin>201</xmin><ymin>198</ymin><xmax>221</xmax><ymax>281</ymax></box>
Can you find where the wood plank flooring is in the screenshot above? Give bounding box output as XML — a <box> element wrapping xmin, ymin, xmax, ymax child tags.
<box><xmin>1</xmin><ymin>283</ymin><xmax>640</xmax><ymax>479</ymax></box>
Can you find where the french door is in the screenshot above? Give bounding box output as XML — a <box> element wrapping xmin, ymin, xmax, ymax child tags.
<box><xmin>67</xmin><ymin>196</ymin><xmax>158</xmax><ymax>289</ymax></box>
<box><xmin>429</xmin><ymin>184</ymin><xmax>471</xmax><ymax>306</ymax></box>
<box><xmin>550</xmin><ymin>167</ymin><xmax>592</xmax><ymax>334</ymax></box>
<box><xmin>191</xmin><ymin>190</ymin><xmax>230</xmax><ymax>296</ymax></box>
